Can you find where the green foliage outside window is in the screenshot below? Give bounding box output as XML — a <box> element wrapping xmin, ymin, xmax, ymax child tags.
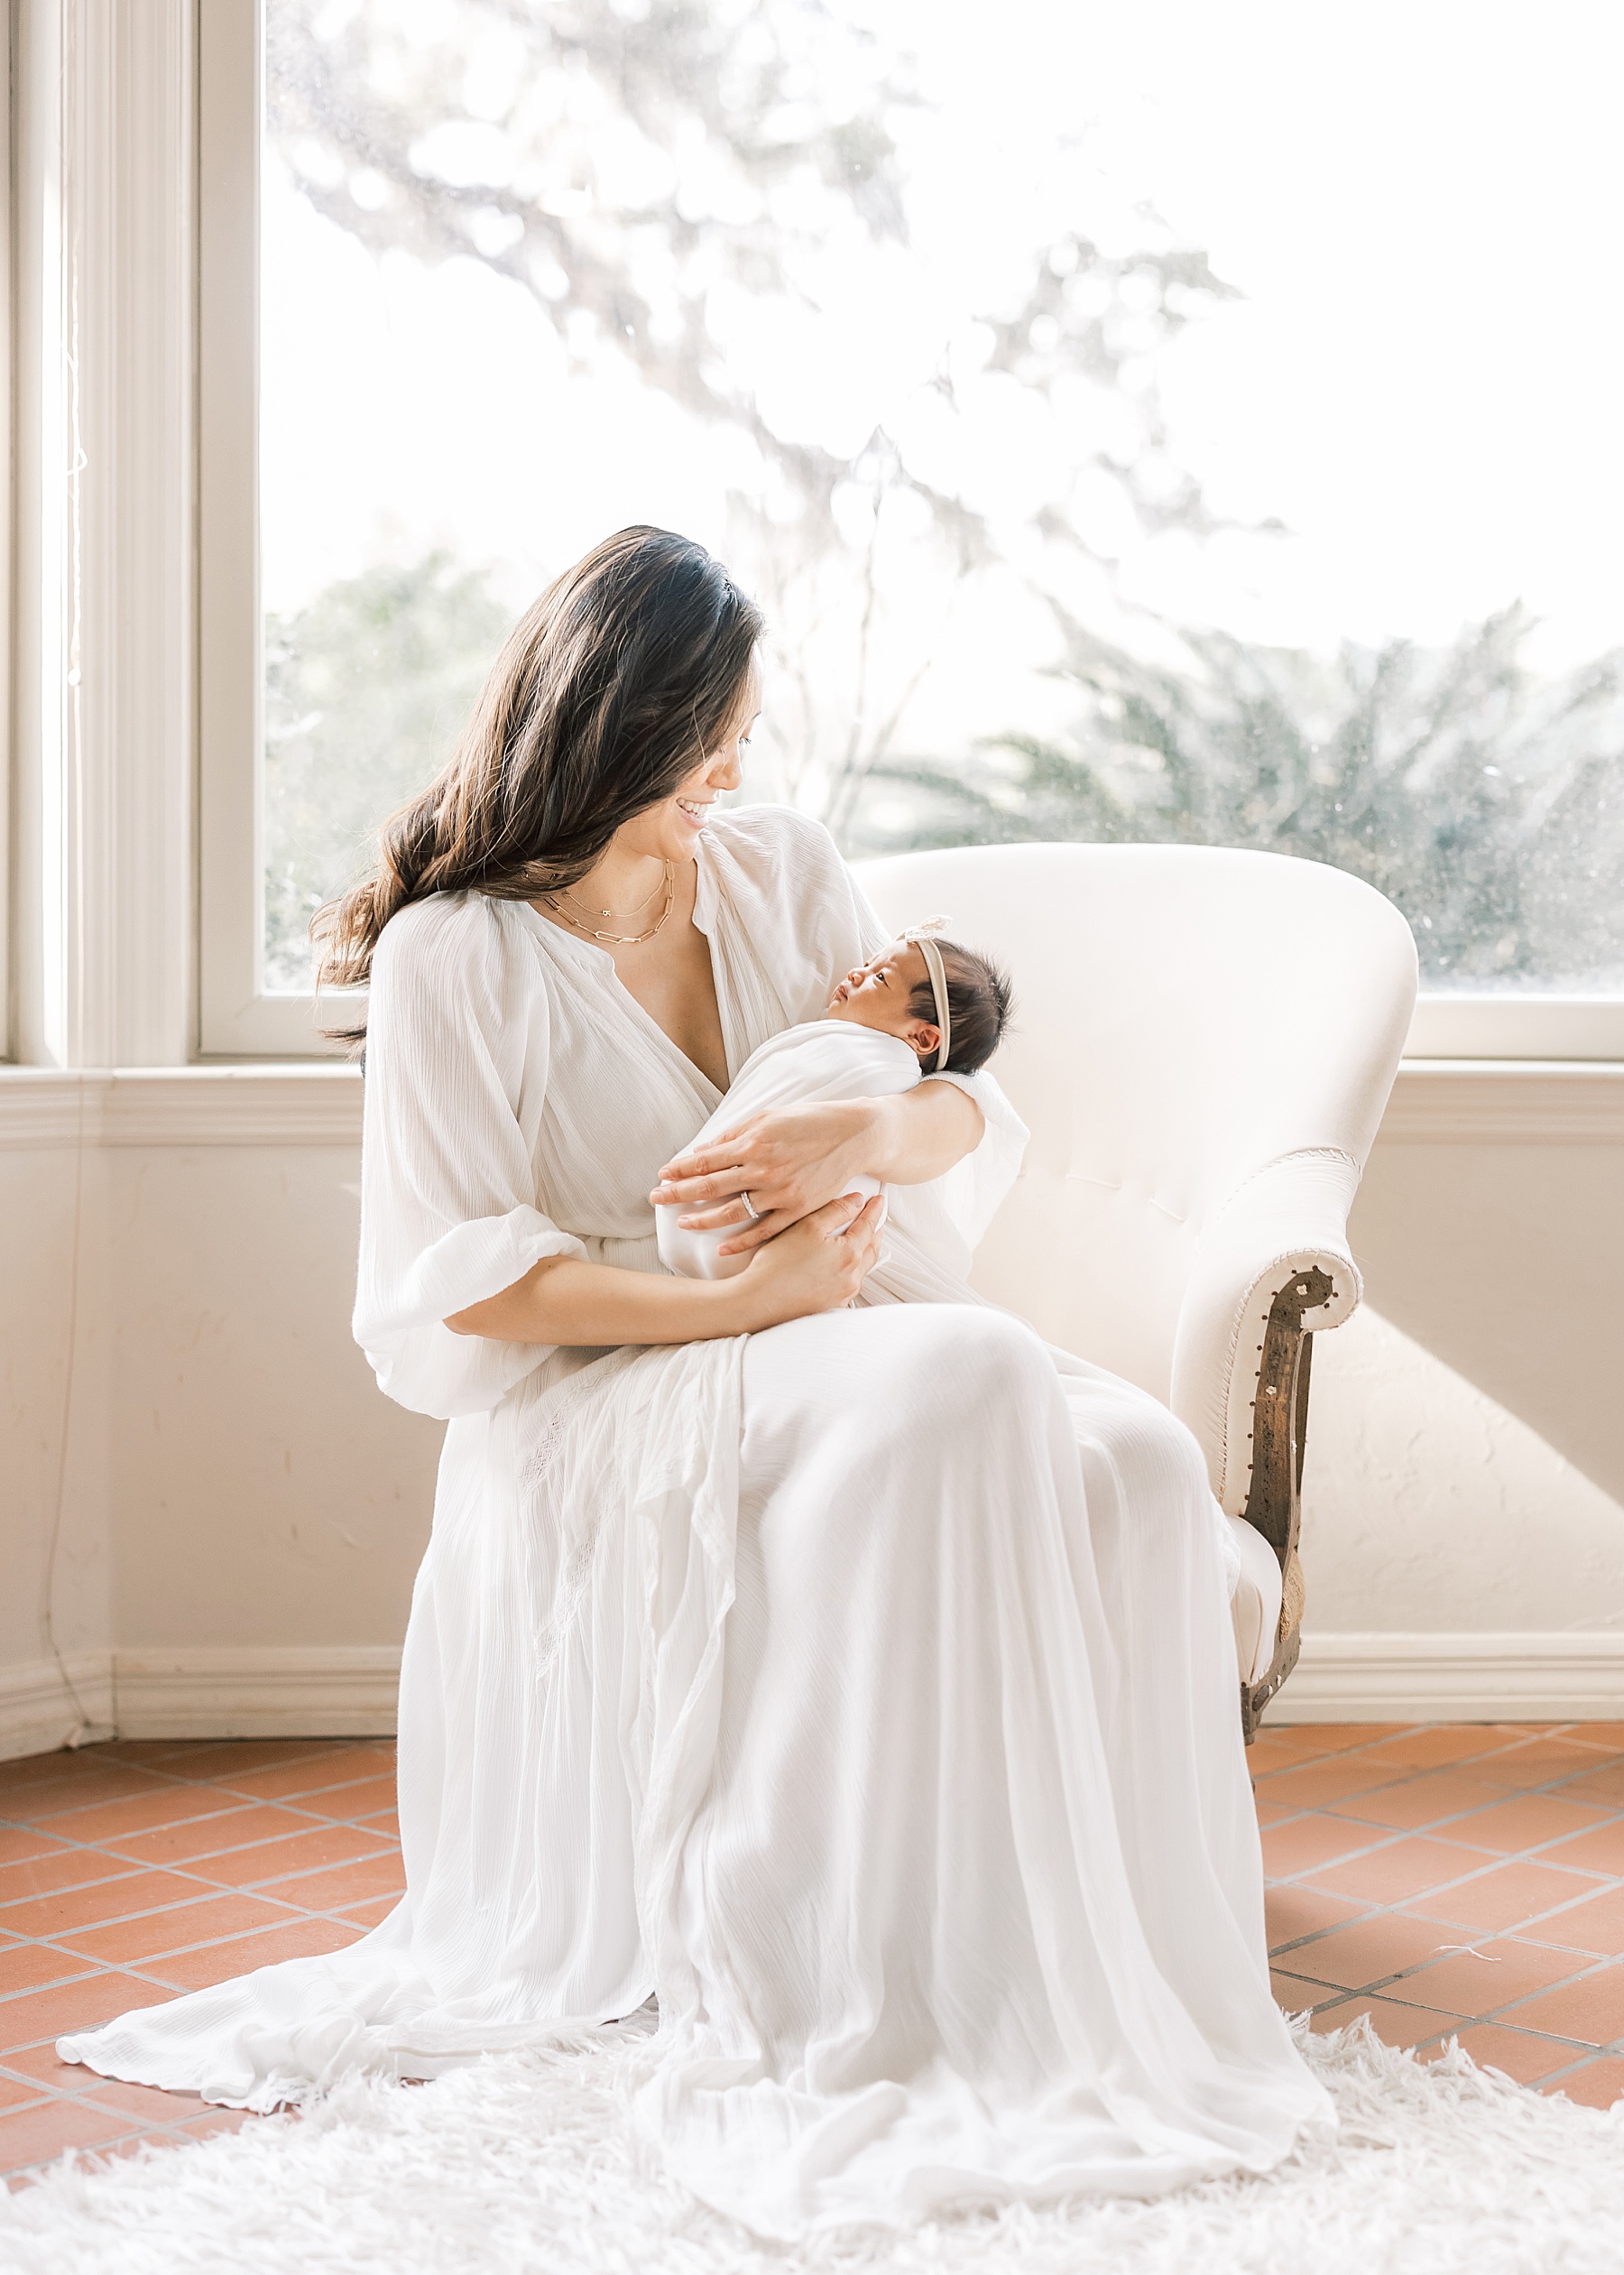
<box><xmin>263</xmin><ymin>558</ymin><xmax>512</xmax><ymax>991</ymax></box>
<box><xmin>849</xmin><ymin>606</ymin><xmax>1624</xmax><ymax>989</ymax></box>
<box><xmin>259</xmin><ymin>0</ymin><xmax>1623</xmax><ymax>995</ymax></box>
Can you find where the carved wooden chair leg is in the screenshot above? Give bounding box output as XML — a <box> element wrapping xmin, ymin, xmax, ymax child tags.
<box><xmin>1240</xmin><ymin>1265</ymin><xmax>1335</xmax><ymax>1743</ymax></box>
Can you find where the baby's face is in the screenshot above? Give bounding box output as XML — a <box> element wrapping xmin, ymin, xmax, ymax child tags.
<box><xmin>826</xmin><ymin>942</ymin><xmax>939</xmax><ymax>1061</ymax></box>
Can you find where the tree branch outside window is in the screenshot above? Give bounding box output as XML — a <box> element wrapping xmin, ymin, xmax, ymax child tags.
<box><xmin>260</xmin><ymin>0</ymin><xmax>1624</xmax><ymax>996</ymax></box>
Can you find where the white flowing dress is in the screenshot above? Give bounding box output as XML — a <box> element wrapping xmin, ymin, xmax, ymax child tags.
<box><xmin>60</xmin><ymin>805</ymin><xmax>1331</xmax><ymax>2235</ymax></box>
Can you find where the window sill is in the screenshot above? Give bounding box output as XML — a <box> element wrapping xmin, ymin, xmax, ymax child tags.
<box><xmin>1</xmin><ymin>1059</ymin><xmax>1621</xmax><ymax>1151</ymax></box>
<box><xmin>1378</xmin><ymin>1060</ymin><xmax>1624</xmax><ymax>1144</ymax></box>
<box><xmin>1407</xmin><ymin>997</ymin><xmax>1624</xmax><ymax>1060</ymax></box>
<box><xmin>0</xmin><ymin>1064</ymin><xmax>363</xmax><ymax>1149</ymax></box>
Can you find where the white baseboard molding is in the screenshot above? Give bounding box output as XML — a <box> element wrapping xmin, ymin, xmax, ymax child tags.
<box><xmin>9</xmin><ymin>1634</ymin><xmax>1624</xmax><ymax>1764</ymax></box>
<box><xmin>0</xmin><ymin>1653</ymin><xmax>118</xmax><ymax>1762</ymax></box>
<box><xmin>1269</xmin><ymin>1631</ymin><xmax>1624</xmax><ymax>1725</ymax></box>
<box><xmin>113</xmin><ymin>1645</ymin><xmax>401</xmax><ymax>1740</ymax></box>
<box><xmin>0</xmin><ymin>1646</ymin><xmax>401</xmax><ymax>1761</ymax></box>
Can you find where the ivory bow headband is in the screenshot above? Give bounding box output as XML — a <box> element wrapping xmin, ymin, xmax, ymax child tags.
<box><xmin>900</xmin><ymin>916</ymin><xmax>952</xmax><ymax>1075</ymax></box>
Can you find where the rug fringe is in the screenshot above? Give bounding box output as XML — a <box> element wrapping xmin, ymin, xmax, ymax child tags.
<box><xmin>3</xmin><ymin>2016</ymin><xmax>1621</xmax><ymax>2275</ymax></box>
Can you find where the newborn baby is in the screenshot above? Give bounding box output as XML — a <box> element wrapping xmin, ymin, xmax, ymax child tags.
<box><xmin>655</xmin><ymin>929</ymin><xmax>1012</xmax><ymax>1282</ymax></box>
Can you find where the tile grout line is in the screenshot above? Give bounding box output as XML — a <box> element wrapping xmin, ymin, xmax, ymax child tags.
<box><xmin>0</xmin><ymin>1888</ymin><xmax>401</xmax><ymax>2029</ymax></box>
<box><xmin>0</xmin><ymin>1835</ymin><xmax>404</xmax><ymax>1928</ymax></box>
<box><xmin>0</xmin><ymin>1796</ymin><xmax>401</xmax><ymax>1854</ymax></box>
<box><xmin>1272</xmin><ymin>1978</ymin><xmax>1610</xmax><ymax>2079</ymax></box>
<box><xmin>0</xmin><ymin>1884</ymin><xmax>352</xmax><ymax>1953</ymax></box>
<box><xmin>1273</xmin><ymin>1943</ymin><xmax>1624</xmax><ymax>2039</ymax></box>
<box><xmin>1251</xmin><ymin>1724</ymin><xmax>1624</xmax><ymax>1799</ymax></box>
<box><xmin>1254</xmin><ymin>1739</ymin><xmax>1624</xmax><ymax>1813</ymax></box>
<box><xmin>2</xmin><ymin>2108</ymin><xmax>253</xmax><ymax>2184</ymax></box>
<box><xmin>0</xmin><ymin>1738</ymin><xmax>388</xmax><ymax>1792</ymax></box>
<box><xmin>1256</xmin><ymin>1809</ymin><xmax>1624</xmax><ymax>1858</ymax></box>
<box><xmin>1266</xmin><ymin>1872</ymin><xmax>1624</xmax><ymax>1999</ymax></box>
<box><xmin>1266</xmin><ymin>1864</ymin><xmax>1624</xmax><ymax>1963</ymax></box>
<box><xmin>1260</xmin><ymin>1762</ymin><xmax>1624</xmax><ymax>1920</ymax></box>
<box><xmin>2</xmin><ymin>1895</ymin><xmax>392</xmax><ymax>1997</ymax></box>
<box><xmin>1271</xmin><ymin>1927</ymin><xmax>1624</xmax><ymax>2053</ymax></box>
<box><xmin>0</xmin><ymin>1808</ymin><xmax>402</xmax><ymax>1912</ymax></box>
<box><xmin>0</xmin><ymin>1782</ymin><xmax>400</xmax><ymax>1845</ymax></box>
<box><xmin>0</xmin><ymin>1807</ymin><xmax>401</xmax><ymax>1890</ymax></box>
<box><xmin>0</xmin><ymin>1760</ymin><xmax>399</xmax><ymax>1836</ymax></box>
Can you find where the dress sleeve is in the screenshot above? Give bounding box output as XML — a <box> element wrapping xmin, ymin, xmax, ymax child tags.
<box><xmin>352</xmin><ymin>896</ymin><xmax>587</xmax><ymax>1420</ymax></box>
<box><xmin>844</xmin><ymin>861</ymin><xmax>1029</xmax><ymax>1251</ymax></box>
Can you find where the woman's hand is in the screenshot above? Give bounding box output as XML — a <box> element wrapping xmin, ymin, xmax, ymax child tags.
<box><xmin>727</xmin><ymin>1194</ymin><xmax>887</xmax><ymax>1328</ymax></box>
<box><xmin>651</xmin><ymin>1082</ymin><xmax>984</xmax><ymax>1259</ymax></box>
<box><xmin>446</xmin><ymin>1191</ymin><xmax>885</xmax><ymax>1347</ymax></box>
<box><xmin>651</xmin><ymin>1101</ymin><xmax>877</xmax><ymax>1257</ymax></box>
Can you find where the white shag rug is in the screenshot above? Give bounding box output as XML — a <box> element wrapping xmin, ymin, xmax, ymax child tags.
<box><xmin>3</xmin><ymin>2018</ymin><xmax>1622</xmax><ymax>2275</ymax></box>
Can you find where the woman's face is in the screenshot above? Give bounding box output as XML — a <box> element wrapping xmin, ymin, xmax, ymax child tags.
<box><xmin>614</xmin><ymin>661</ymin><xmax>761</xmax><ymax>867</ymax></box>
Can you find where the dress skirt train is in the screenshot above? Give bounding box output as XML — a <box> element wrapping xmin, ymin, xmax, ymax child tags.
<box><xmin>60</xmin><ymin>1303</ymin><xmax>1328</xmax><ymax>2235</ymax></box>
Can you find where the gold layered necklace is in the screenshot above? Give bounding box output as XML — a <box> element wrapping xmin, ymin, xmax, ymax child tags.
<box><xmin>547</xmin><ymin>860</ymin><xmax>676</xmax><ymax>946</ymax></box>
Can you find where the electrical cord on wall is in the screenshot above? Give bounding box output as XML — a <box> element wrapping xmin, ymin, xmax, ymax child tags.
<box><xmin>42</xmin><ymin>176</ymin><xmax>112</xmax><ymax>1752</ymax></box>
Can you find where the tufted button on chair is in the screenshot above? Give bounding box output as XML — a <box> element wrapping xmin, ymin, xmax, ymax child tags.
<box><xmin>854</xmin><ymin>842</ymin><xmax>1417</xmax><ymax>1734</ymax></box>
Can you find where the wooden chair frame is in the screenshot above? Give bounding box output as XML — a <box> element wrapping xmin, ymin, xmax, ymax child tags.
<box><xmin>1238</xmin><ymin>1266</ymin><xmax>1334</xmax><ymax>1741</ymax></box>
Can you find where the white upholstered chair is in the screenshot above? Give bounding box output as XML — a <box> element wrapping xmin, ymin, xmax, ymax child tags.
<box><xmin>854</xmin><ymin>842</ymin><xmax>1417</xmax><ymax>1734</ymax></box>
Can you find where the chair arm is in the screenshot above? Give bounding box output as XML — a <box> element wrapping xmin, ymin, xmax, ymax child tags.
<box><xmin>1170</xmin><ymin>1148</ymin><xmax>1363</xmax><ymax>1517</ymax></box>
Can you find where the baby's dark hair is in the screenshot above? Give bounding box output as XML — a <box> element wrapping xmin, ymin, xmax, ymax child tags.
<box><xmin>908</xmin><ymin>940</ymin><xmax>1013</xmax><ymax>1074</ymax></box>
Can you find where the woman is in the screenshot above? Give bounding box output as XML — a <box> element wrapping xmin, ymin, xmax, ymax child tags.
<box><xmin>61</xmin><ymin>528</ymin><xmax>1329</xmax><ymax>2234</ymax></box>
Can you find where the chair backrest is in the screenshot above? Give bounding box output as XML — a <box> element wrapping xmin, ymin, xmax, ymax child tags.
<box><xmin>854</xmin><ymin>842</ymin><xmax>1416</xmax><ymax>1401</ymax></box>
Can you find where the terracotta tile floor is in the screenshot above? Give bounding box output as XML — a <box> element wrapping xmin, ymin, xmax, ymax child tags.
<box><xmin>1260</xmin><ymin>1719</ymin><xmax>1624</xmax><ymax>2108</ymax></box>
<box><xmin>6</xmin><ymin>1721</ymin><xmax>1624</xmax><ymax>2185</ymax></box>
<box><xmin>0</xmin><ymin>1738</ymin><xmax>401</xmax><ymax>2185</ymax></box>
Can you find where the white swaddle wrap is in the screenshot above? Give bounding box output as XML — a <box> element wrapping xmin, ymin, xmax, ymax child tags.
<box><xmin>656</xmin><ymin>1021</ymin><xmax>922</xmax><ymax>1281</ymax></box>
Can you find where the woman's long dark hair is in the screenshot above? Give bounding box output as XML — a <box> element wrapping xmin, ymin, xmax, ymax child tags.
<box><xmin>315</xmin><ymin>527</ymin><xmax>763</xmax><ymax>1034</ymax></box>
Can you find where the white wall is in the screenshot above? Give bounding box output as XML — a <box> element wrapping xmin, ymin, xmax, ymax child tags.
<box><xmin>1</xmin><ymin>1142</ymin><xmax>113</xmax><ymax>1730</ymax></box>
<box><xmin>0</xmin><ymin>1076</ymin><xmax>438</xmax><ymax>1755</ymax></box>
<box><xmin>1307</xmin><ymin>1308</ymin><xmax>1624</xmax><ymax>1634</ymax></box>
<box><xmin>108</xmin><ymin>1139</ymin><xmax>433</xmax><ymax>1651</ymax></box>
<box><xmin>2</xmin><ymin>1063</ymin><xmax>1621</xmax><ymax>1755</ymax></box>
<box><xmin>1288</xmin><ymin>1110</ymin><xmax>1624</xmax><ymax>1720</ymax></box>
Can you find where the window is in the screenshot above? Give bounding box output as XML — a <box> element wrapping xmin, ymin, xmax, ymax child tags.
<box><xmin>200</xmin><ymin>0</ymin><xmax>1624</xmax><ymax>1057</ymax></box>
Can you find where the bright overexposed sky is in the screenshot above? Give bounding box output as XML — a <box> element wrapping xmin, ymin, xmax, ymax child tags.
<box><xmin>1013</xmin><ymin>0</ymin><xmax>1624</xmax><ymax>670</ymax></box>
<box><xmin>262</xmin><ymin>0</ymin><xmax>1624</xmax><ymax>675</ymax></box>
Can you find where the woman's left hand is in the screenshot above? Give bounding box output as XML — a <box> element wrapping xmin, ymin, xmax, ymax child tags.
<box><xmin>651</xmin><ymin>1102</ymin><xmax>877</xmax><ymax>1258</ymax></box>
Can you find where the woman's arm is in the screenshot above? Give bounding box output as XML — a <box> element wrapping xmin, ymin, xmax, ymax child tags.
<box><xmin>447</xmin><ymin>1192</ymin><xmax>886</xmax><ymax>1344</ymax></box>
<box><xmin>650</xmin><ymin>1080</ymin><xmax>984</xmax><ymax>1261</ymax></box>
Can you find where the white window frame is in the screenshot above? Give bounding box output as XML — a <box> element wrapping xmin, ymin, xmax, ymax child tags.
<box><xmin>198</xmin><ymin>0</ymin><xmax>350</xmax><ymax>1056</ymax></box>
<box><xmin>0</xmin><ymin>5</ymin><xmax>12</xmax><ymax>1065</ymax></box>
<box><xmin>195</xmin><ymin>0</ymin><xmax>1624</xmax><ymax>1064</ymax></box>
